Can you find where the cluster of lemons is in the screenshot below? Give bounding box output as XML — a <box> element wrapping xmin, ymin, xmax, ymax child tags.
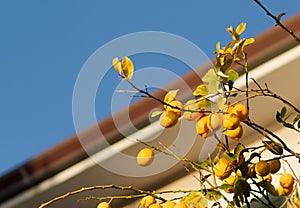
<box><xmin>196</xmin><ymin>104</ymin><xmax>248</xmax><ymax>140</ymax></box>
<box><xmin>139</xmin><ymin>195</ymin><xmax>187</xmax><ymax>208</ymax></box>
<box><xmin>96</xmin><ymin>196</ymin><xmax>187</xmax><ymax>208</ymax></box>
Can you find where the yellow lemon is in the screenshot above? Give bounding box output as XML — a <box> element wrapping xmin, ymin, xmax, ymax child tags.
<box><xmin>174</xmin><ymin>202</ymin><xmax>187</xmax><ymax>208</ymax></box>
<box><xmin>231</xmin><ymin>104</ymin><xmax>249</xmax><ymax>121</ymax></box>
<box><xmin>214</xmin><ymin>157</ymin><xmax>233</xmax><ymax>180</ymax></box>
<box><xmin>140</xmin><ymin>196</ymin><xmax>156</xmax><ymax>208</ymax></box>
<box><xmin>280</xmin><ymin>173</ymin><xmax>294</xmax><ymax>189</ymax></box>
<box><xmin>268</xmin><ymin>159</ymin><xmax>281</xmax><ymax>174</ymax></box>
<box><xmin>149</xmin><ymin>204</ymin><xmax>162</xmax><ymax>208</ymax></box>
<box><xmin>223</xmin><ymin>113</ymin><xmax>240</xmax><ymax>130</ymax></box>
<box><xmin>278</xmin><ymin>184</ymin><xmax>293</xmax><ymax>196</ymax></box>
<box><xmin>97</xmin><ymin>202</ymin><xmax>111</xmax><ymax>208</ymax></box>
<box><xmin>159</xmin><ymin>111</ymin><xmax>179</xmax><ymax>128</ymax></box>
<box><xmin>137</xmin><ymin>148</ymin><xmax>154</xmax><ymax>166</ymax></box>
<box><xmin>226</xmin><ymin>124</ymin><xmax>243</xmax><ymax>140</ymax></box>
<box><xmin>196</xmin><ymin>115</ymin><xmax>211</xmax><ymax>138</ymax></box>
<box><xmin>255</xmin><ymin>160</ymin><xmax>270</xmax><ymax>177</ymax></box>
<box><xmin>162</xmin><ymin>201</ymin><xmax>176</xmax><ymax>208</ymax></box>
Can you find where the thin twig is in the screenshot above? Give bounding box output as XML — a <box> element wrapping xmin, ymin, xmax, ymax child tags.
<box><xmin>252</xmin><ymin>0</ymin><xmax>300</xmax><ymax>43</ymax></box>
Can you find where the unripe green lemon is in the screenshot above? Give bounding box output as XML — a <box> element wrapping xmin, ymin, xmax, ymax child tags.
<box><xmin>255</xmin><ymin>160</ymin><xmax>270</xmax><ymax>177</ymax></box>
<box><xmin>268</xmin><ymin>159</ymin><xmax>281</xmax><ymax>174</ymax></box>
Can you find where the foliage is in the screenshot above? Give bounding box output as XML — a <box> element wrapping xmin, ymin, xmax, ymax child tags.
<box><xmin>38</xmin><ymin>2</ymin><xmax>300</xmax><ymax>208</ymax></box>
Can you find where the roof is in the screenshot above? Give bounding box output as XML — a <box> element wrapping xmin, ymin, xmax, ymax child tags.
<box><xmin>1</xmin><ymin>12</ymin><xmax>300</xmax><ymax>207</ymax></box>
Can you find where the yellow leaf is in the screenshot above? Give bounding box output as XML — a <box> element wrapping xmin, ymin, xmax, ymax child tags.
<box><xmin>151</xmin><ymin>110</ymin><xmax>163</xmax><ymax>117</ymax></box>
<box><xmin>193</xmin><ymin>84</ymin><xmax>208</xmax><ymax>97</ymax></box>
<box><xmin>217</xmin><ymin>97</ymin><xmax>226</xmax><ymax>111</ymax></box>
<box><xmin>112</xmin><ymin>57</ymin><xmax>122</xmax><ymax>74</ymax></box>
<box><xmin>236</xmin><ymin>22</ymin><xmax>246</xmax><ymax>35</ymax></box>
<box><xmin>244</xmin><ymin>38</ymin><xmax>255</xmax><ymax>46</ymax></box>
<box><xmin>164</xmin><ymin>89</ymin><xmax>178</xmax><ymax>104</ymax></box>
<box><xmin>121</xmin><ymin>56</ymin><xmax>134</xmax><ymax>80</ymax></box>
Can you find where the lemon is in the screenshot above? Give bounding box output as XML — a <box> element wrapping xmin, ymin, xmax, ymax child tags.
<box><xmin>223</xmin><ymin>113</ymin><xmax>240</xmax><ymax>130</ymax></box>
<box><xmin>140</xmin><ymin>196</ymin><xmax>156</xmax><ymax>208</ymax></box>
<box><xmin>255</xmin><ymin>160</ymin><xmax>270</xmax><ymax>177</ymax></box>
<box><xmin>278</xmin><ymin>184</ymin><xmax>293</xmax><ymax>196</ymax></box>
<box><xmin>214</xmin><ymin>157</ymin><xmax>233</xmax><ymax>180</ymax></box>
<box><xmin>174</xmin><ymin>202</ymin><xmax>187</xmax><ymax>208</ymax></box>
<box><xmin>137</xmin><ymin>148</ymin><xmax>154</xmax><ymax>166</ymax></box>
<box><xmin>162</xmin><ymin>201</ymin><xmax>176</xmax><ymax>208</ymax></box>
<box><xmin>196</xmin><ymin>115</ymin><xmax>211</xmax><ymax>138</ymax></box>
<box><xmin>159</xmin><ymin>111</ymin><xmax>179</xmax><ymax>128</ymax></box>
<box><xmin>280</xmin><ymin>173</ymin><xmax>294</xmax><ymax>189</ymax></box>
<box><xmin>268</xmin><ymin>159</ymin><xmax>281</xmax><ymax>174</ymax></box>
<box><xmin>226</xmin><ymin>124</ymin><xmax>243</xmax><ymax>140</ymax></box>
<box><xmin>97</xmin><ymin>202</ymin><xmax>111</xmax><ymax>208</ymax></box>
<box><xmin>149</xmin><ymin>204</ymin><xmax>162</xmax><ymax>208</ymax></box>
<box><xmin>231</xmin><ymin>104</ymin><xmax>249</xmax><ymax>121</ymax></box>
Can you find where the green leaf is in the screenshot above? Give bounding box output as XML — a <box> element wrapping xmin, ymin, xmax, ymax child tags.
<box><xmin>182</xmin><ymin>191</ymin><xmax>208</xmax><ymax>208</ymax></box>
<box><xmin>276</xmin><ymin>111</ymin><xmax>283</xmax><ymax>123</ymax></box>
<box><xmin>293</xmin><ymin>114</ymin><xmax>300</xmax><ymax>124</ymax></box>
<box><xmin>280</xmin><ymin>107</ymin><xmax>287</xmax><ymax>118</ymax></box>
<box><xmin>193</xmin><ymin>84</ymin><xmax>208</xmax><ymax>97</ymax></box>
<box><xmin>202</xmin><ymin>69</ymin><xmax>220</xmax><ymax>94</ymax></box>
<box><xmin>227</xmin><ymin>69</ymin><xmax>239</xmax><ymax>84</ymax></box>
<box><xmin>198</xmin><ymin>99</ymin><xmax>213</xmax><ymax>109</ymax></box>
<box><xmin>263</xmin><ymin>141</ymin><xmax>283</xmax><ymax>155</ymax></box>
<box><xmin>205</xmin><ymin>189</ymin><xmax>222</xmax><ymax>201</ymax></box>
<box><xmin>258</xmin><ymin>181</ymin><xmax>278</xmax><ymax>196</ymax></box>
<box><xmin>223</xmin><ymin>152</ymin><xmax>236</xmax><ymax>162</ymax></box>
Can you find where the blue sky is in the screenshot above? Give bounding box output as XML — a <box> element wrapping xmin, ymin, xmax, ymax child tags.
<box><xmin>0</xmin><ymin>1</ymin><xmax>299</xmax><ymax>175</ymax></box>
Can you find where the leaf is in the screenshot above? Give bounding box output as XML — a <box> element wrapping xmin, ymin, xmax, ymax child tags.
<box><xmin>164</xmin><ymin>89</ymin><xmax>179</xmax><ymax>104</ymax></box>
<box><xmin>121</xmin><ymin>56</ymin><xmax>134</xmax><ymax>80</ymax></box>
<box><xmin>263</xmin><ymin>141</ymin><xmax>283</xmax><ymax>155</ymax></box>
<box><xmin>217</xmin><ymin>97</ymin><xmax>226</xmax><ymax>111</ymax></box>
<box><xmin>227</xmin><ymin>69</ymin><xmax>239</xmax><ymax>84</ymax></box>
<box><xmin>202</xmin><ymin>69</ymin><xmax>220</xmax><ymax>94</ymax></box>
<box><xmin>182</xmin><ymin>191</ymin><xmax>208</xmax><ymax>208</ymax></box>
<box><xmin>244</xmin><ymin>38</ymin><xmax>255</xmax><ymax>46</ymax></box>
<box><xmin>293</xmin><ymin>114</ymin><xmax>300</xmax><ymax>124</ymax></box>
<box><xmin>193</xmin><ymin>84</ymin><xmax>209</xmax><ymax>97</ymax></box>
<box><xmin>112</xmin><ymin>57</ymin><xmax>122</xmax><ymax>74</ymax></box>
<box><xmin>198</xmin><ymin>99</ymin><xmax>213</xmax><ymax>108</ymax></box>
<box><xmin>280</xmin><ymin>106</ymin><xmax>287</xmax><ymax>118</ymax></box>
<box><xmin>205</xmin><ymin>189</ymin><xmax>222</xmax><ymax>201</ymax></box>
<box><xmin>258</xmin><ymin>181</ymin><xmax>278</xmax><ymax>196</ymax></box>
<box><xmin>236</xmin><ymin>22</ymin><xmax>246</xmax><ymax>35</ymax></box>
<box><xmin>151</xmin><ymin>111</ymin><xmax>163</xmax><ymax>117</ymax></box>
